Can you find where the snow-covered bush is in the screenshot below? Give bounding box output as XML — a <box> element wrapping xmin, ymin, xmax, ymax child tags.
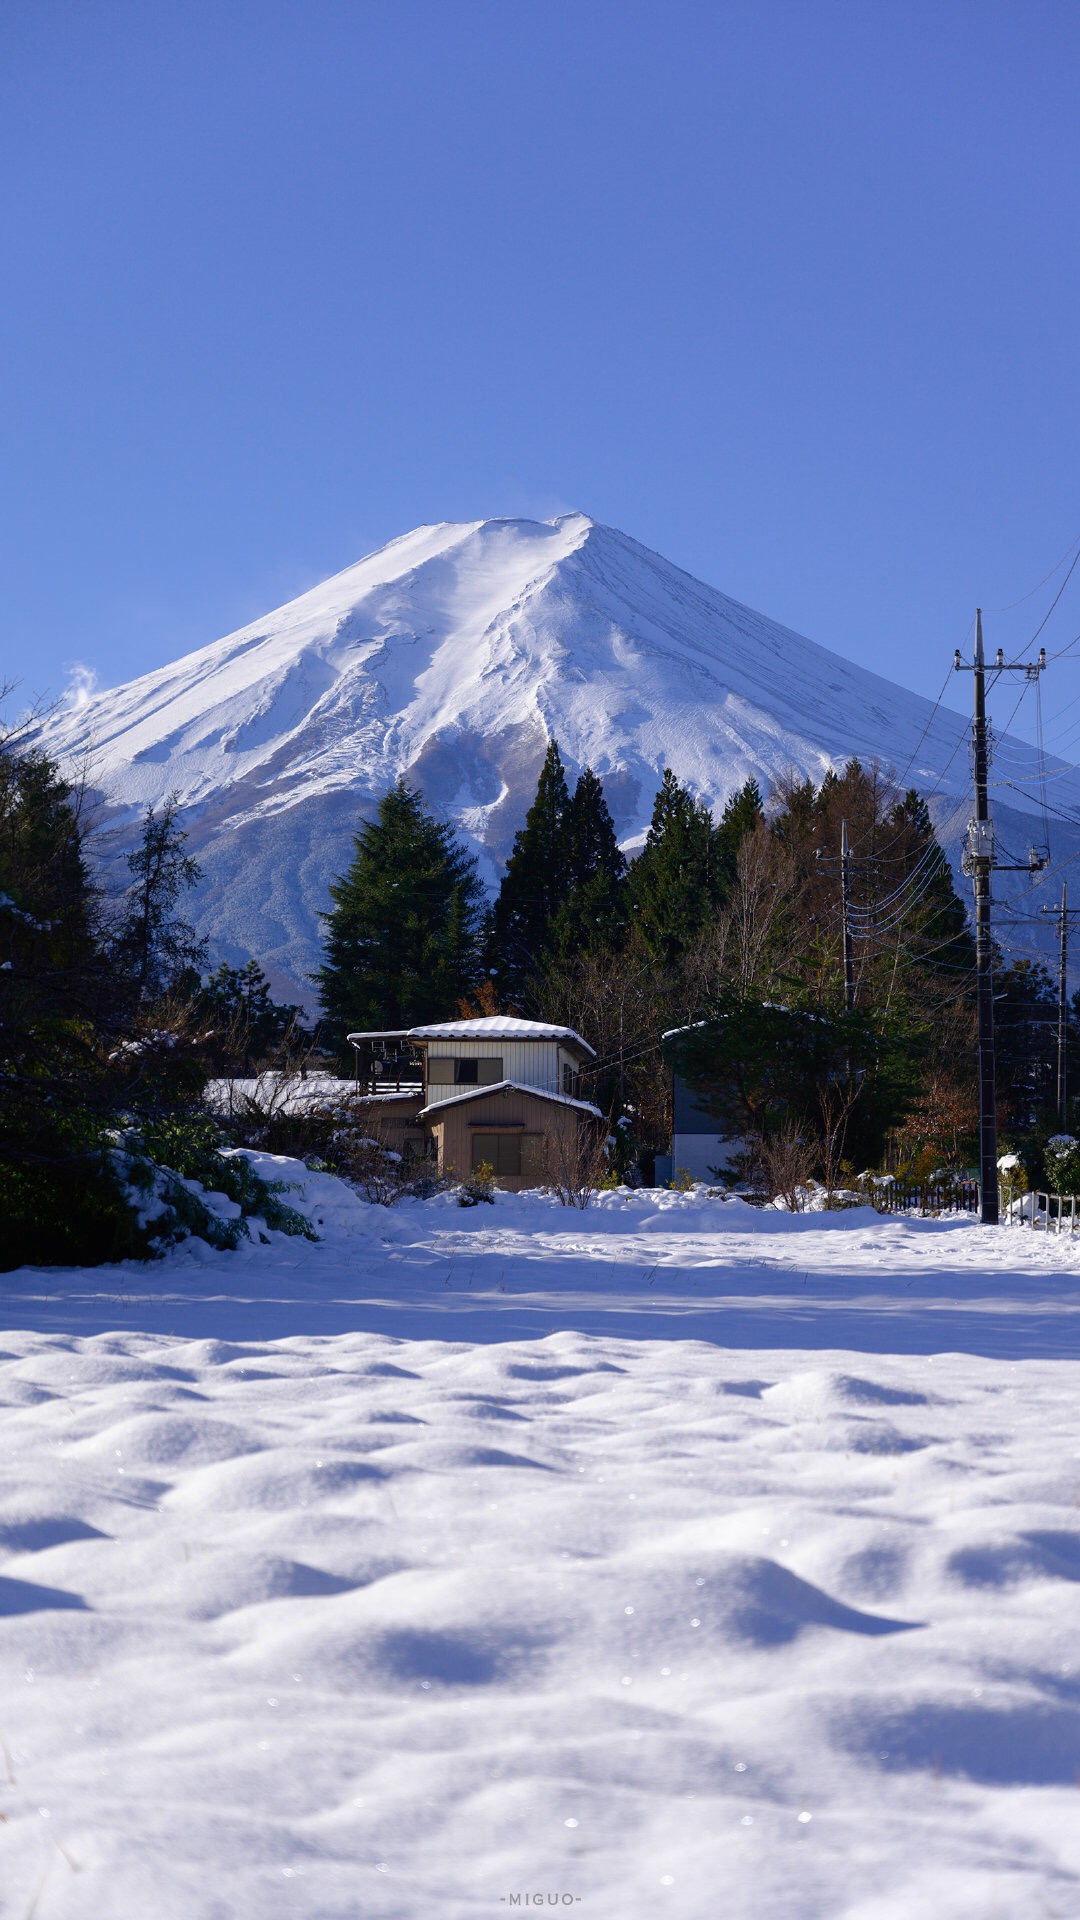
<box><xmin>1045</xmin><ymin>1134</ymin><xmax>1080</xmax><ymax>1196</ymax></box>
<box><xmin>210</xmin><ymin>1077</ymin><xmax>447</xmax><ymax>1205</ymax></box>
<box><xmin>997</xmin><ymin>1150</ymin><xmax>1029</xmax><ymax>1210</ymax></box>
<box><xmin>112</xmin><ymin>1113</ymin><xmax>317</xmax><ymax>1254</ymax></box>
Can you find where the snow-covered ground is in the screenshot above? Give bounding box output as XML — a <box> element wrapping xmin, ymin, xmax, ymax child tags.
<box><xmin>3</xmin><ymin>1174</ymin><xmax>1080</xmax><ymax>1919</ymax></box>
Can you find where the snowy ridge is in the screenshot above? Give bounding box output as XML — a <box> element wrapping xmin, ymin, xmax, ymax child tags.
<box><xmin>33</xmin><ymin>513</ymin><xmax>1080</xmax><ymax>1005</ymax></box>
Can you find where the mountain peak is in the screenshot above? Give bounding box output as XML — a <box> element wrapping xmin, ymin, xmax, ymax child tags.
<box><xmin>32</xmin><ymin>514</ymin><xmax>1074</xmax><ymax>1008</ymax></box>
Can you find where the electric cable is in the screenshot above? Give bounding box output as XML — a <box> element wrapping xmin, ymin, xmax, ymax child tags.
<box><xmin>985</xmin><ymin>531</ymin><xmax>1080</xmax><ymax>614</ymax></box>
<box><xmin>891</xmin><ymin>663</ymin><xmax>958</xmax><ymax>793</ymax></box>
<box><xmin>1030</xmin><ymin>545</ymin><xmax>1080</xmax><ymax>652</ymax></box>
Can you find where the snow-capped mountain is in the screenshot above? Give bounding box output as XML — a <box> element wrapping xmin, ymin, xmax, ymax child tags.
<box><xmin>33</xmin><ymin>513</ymin><xmax>1078</xmax><ymax>1008</ymax></box>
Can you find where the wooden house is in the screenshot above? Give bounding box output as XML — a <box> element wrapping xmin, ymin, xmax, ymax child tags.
<box><xmin>347</xmin><ymin>1017</ymin><xmax>602</xmax><ymax>1190</ymax></box>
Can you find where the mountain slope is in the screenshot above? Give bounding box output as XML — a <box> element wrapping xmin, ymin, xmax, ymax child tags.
<box><xmin>34</xmin><ymin>513</ymin><xmax>1077</xmax><ymax>1008</ymax></box>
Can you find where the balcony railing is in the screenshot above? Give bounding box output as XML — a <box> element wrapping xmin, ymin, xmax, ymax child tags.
<box><xmin>351</xmin><ymin>1042</ymin><xmax>425</xmax><ymax>1097</ymax></box>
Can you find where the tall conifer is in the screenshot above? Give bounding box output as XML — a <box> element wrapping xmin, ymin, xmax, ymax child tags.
<box><xmin>488</xmin><ymin>741</ymin><xmax>573</xmax><ymax>992</ymax></box>
<box><xmin>629</xmin><ymin>768</ymin><xmax>716</xmax><ymax>963</ymax></box>
<box><xmin>711</xmin><ymin>777</ymin><xmax>765</xmax><ymax>898</ymax></box>
<box><xmin>548</xmin><ymin>767</ymin><xmax>628</xmax><ymax>959</ymax></box>
<box><xmin>316</xmin><ymin>780</ymin><xmax>484</xmax><ymax>1054</ymax></box>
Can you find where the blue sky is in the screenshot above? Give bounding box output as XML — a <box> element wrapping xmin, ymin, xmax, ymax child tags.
<box><xmin>2</xmin><ymin>0</ymin><xmax>1079</xmax><ymax>753</ymax></box>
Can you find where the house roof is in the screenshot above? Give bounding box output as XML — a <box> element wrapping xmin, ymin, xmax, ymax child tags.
<box><xmin>407</xmin><ymin>1017</ymin><xmax>596</xmax><ymax>1057</ymax></box>
<box><xmin>417</xmin><ymin>1080</ymin><xmax>603</xmax><ymax>1122</ymax></box>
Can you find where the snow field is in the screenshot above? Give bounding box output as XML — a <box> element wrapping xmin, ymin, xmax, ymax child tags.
<box><xmin>2</xmin><ymin>1183</ymin><xmax>1080</xmax><ymax>1917</ymax></box>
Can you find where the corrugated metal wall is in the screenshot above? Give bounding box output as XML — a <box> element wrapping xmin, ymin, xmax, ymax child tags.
<box><xmin>422</xmin><ymin>1039</ymin><xmax>577</xmax><ymax>1104</ymax></box>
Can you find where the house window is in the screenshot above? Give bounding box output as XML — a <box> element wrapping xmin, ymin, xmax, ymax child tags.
<box><xmin>562</xmin><ymin>1064</ymin><xmax>580</xmax><ymax>1097</ymax></box>
<box><xmin>428</xmin><ymin>1055</ymin><xmax>504</xmax><ymax>1087</ymax></box>
<box><xmin>472</xmin><ymin>1132</ymin><xmax>544</xmax><ymax>1177</ymax></box>
<box><xmin>472</xmin><ymin>1133</ymin><xmax>520</xmax><ymax>1176</ymax></box>
<box><xmin>456</xmin><ymin>1056</ymin><xmax>503</xmax><ymax>1085</ymax></box>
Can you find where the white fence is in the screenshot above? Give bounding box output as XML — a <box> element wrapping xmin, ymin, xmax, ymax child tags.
<box><xmin>1006</xmin><ymin>1191</ymin><xmax>1080</xmax><ymax>1233</ymax></box>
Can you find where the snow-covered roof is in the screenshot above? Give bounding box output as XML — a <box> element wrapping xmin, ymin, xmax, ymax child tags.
<box><xmin>346</xmin><ymin>1030</ymin><xmax>415</xmax><ymax>1043</ymax></box>
<box><xmin>408</xmin><ymin>1017</ymin><xmax>595</xmax><ymax>1057</ymax></box>
<box><xmin>418</xmin><ymin>1081</ymin><xmax>603</xmax><ymax>1121</ymax></box>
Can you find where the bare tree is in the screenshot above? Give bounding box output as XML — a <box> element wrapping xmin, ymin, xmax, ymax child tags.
<box><xmin>753</xmin><ymin>1123</ymin><xmax>816</xmax><ymax>1211</ymax></box>
<box><xmin>749</xmin><ymin>1121</ymin><xmax>814</xmax><ymax>1205</ymax></box>
<box><xmin>543</xmin><ymin>1118</ymin><xmax>609</xmax><ymax>1209</ymax></box>
<box><xmin>723</xmin><ymin>823</ymin><xmax>795</xmax><ymax>999</ymax></box>
<box><xmin>816</xmin><ymin>1072</ymin><xmax>863</xmax><ymax>1203</ymax></box>
<box><xmin>534</xmin><ymin>936</ymin><xmax>672</xmax><ymax>1150</ymax></box>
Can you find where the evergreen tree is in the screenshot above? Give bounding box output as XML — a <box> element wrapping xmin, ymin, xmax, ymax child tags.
<box><xmin>629</xmin><ymin>769</ymin><xmax>716</xmax><ymax>963</ymax></box>
<box><xmin>765</xmin><ymin>762</ymin><xmax>974</xmax><ymax>1017</ymax></box>
<box><xmin>668</xmin><ymin>997</ymin><xmax>914</xmax><ymax>1171</ymax></box>
<box><xmin>488</xmin><ymin>741</ymin><xmax>573</xmax><ymax>993</ymax></box>
<box><xmin>112</xmin><ymin>795</ymin><xmax>207</xmax><ymax>1001</ymax></box>
<box><xmin>0</xmin><ymin>747</ymin><xmax>198</xmax><ymax>1264</ymax></box>
<box><xmin>995</xmin><ymin>956</ymin><xmax>1056</xmax><ymax>1131</ymax></box>
<box><xmin>0</xmin><ymin>746</ymin><xmax>100</xmax><ymax>1025</ymax></box>
<box><xmin>316</xmin><ymin>780</ymin><xmax>485</xmax><ymax>1055</ymax></box>
<box><xmin>547</xmin><ymin>766</ymin><xmax>628</xmax><ymax>960</ymax></box>
<box><xmin>711</xmin><ymin>777</ymin><xmax>765</xmax><ymax>899</ymax></box>
<box><xmin>198</xmin><ymin>960</ymin><xmax>303</xmax><ymax>1070</ymax></box>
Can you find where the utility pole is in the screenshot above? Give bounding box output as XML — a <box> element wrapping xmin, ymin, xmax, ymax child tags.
<box><xmin>954</xmin><ymin>612</ymin><xmax>1047</xmax><ymax>1224</ymax></box>
<box><xmin>816</xmin><ymin>821</ymin><xmax>873</xmax><ymax>1011</ymax></box>
<box><xmin>1041</xmin><ymin>881</ymin><xmax>1080</xmax><ymax>1131</ymax></box>
<box><xmin>970</xmin><ymin>611</ymin><xmax>997</xmax><ymax>1224</ymax></box>
<box><xmin>1058</xmin><ymin>883</ymin><xmax>1068</xmax><ymax>1129</ymax></box>
<box><xmin>840</xmin><ymin>818</ymin><xmax>855</xmax><ymax>1012</ymax></box>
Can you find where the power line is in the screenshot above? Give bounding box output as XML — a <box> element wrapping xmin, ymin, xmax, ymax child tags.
<box><xmin>891</xmin><ymin>663</ymin><xmax>958</xmax><ymax>793</ymax></box>
<box><xmin>1029</xmin><ymin>545</ymin><xmax>1080</xmax><ymax>651</ymax></box>
<box><xmin>1046</xmin><ymin>625</ymin><xmax>1080</xmax><ymax>665</ymax></box>
<box><xmin>1000</xmin><ymin>782</ymin><xmax>1080</xmax><ymax>831</ymax></box>
<box><xmin>986</xmin><ymin>530</ymin><xmax>1080</xmax><ymax>614</ymax></box>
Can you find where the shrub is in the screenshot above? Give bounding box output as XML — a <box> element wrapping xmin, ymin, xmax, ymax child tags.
<box><xmin>0</xmin><ymin>1152</ymin><xmax>146</xmax><ymax>1271</ymax></box>
<box><xmin>1045</xmin><ymin>1134</ymin><xmax>1080</xmax><ymax>1196</ymax></box>
<box><xmin>542</xmin><ymin>1122</ymin><xmax>608</xmax><ymax>1209</ymax></box>
<box><xmin>997</xmin><ymin>1150</ymin><xmax>1029</xmax><ymax>1211</ymax></box>
<box><xmin>458</xmin><ymin>1161</ymin><xmax>496</xmax><ymax>1206</ymax></box>
<box><xmin>114</xmin><ymin>1113</ymin><xmax>317</xmax><ymax>1249</ymax></box>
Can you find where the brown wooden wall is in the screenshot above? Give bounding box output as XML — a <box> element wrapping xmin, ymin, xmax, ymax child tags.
<box><xmin>353</xmin><ymin>1094</ymin><xmax>429</xmax><ymax>1157</ymax></box>
<box><xmin>430</xmin><ymin>1089</ymin><xmax>588</xmax><ymax>1191</ymax></box>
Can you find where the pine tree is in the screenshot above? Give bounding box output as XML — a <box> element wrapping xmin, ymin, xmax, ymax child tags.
<box><xmin>0</xmin><ymin>746</ymin><xmax>99</xmax><ymax>1015</ymax></box>
<box><xmin>0</xmin><ymin>743</ymin><xmax>183</xmax><ymax>1265</ymax></box>
<box><xmin>488</xmin><ymin>741</ymin><xmax>573</xmax><ymax>994</ymax></box>
<box><xmin>887</xmin><ymin>790</ymin><xmax>972</xmax><ymax>971</ymax></box>
<box><xmin>112</xmin><ymin>795</ymin><xmax>207</xmax><ymax>1001</ymax></box>
<box><xmin>995</xmin><ymin>956</ymin><xmax>1056</xmax><ymax>1131</ymax></box>
<box><xmin>198</xmin><ymin>960</ymin><xmax>303</xmax><ymax>1070</ymax></box>
<box><xmin>711</xmin><ymin>777</ymin><xmax>765</xmax><ymax>899</ymax></box>
<box><xmin>547</xmin><ymin>766</ymin><xmax>628</xmax><ymax>960</ymax></box>
<box><xmin>316</xmin><ymin>780</ymin><xmax>485</xmax><ymax>1055</ymax></box>
<box><xmin>629</xmin><ymin>769</ymin><xmax>716</xmax><ymax>963</ymax></box>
